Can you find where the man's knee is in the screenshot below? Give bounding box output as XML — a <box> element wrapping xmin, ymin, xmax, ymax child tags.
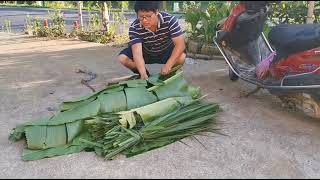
<box><xmin>118</xmin><ymin>54</ymin><xmax>131</xmax><ymax>66</ymax></box>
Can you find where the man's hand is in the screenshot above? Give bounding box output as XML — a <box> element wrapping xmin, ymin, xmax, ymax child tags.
<box><xmin>161</xmin><ymin>64</ymin><xmax>172</xmax><ymax>76</ymax></box>
<box><xmin>140</xmin><ymin>73</ymin><xmax>149</xmax><ymax>80</ymax></box>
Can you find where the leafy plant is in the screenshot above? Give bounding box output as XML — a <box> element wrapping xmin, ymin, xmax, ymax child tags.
<box><xmin>86</xmin><ymin>13</ymin><xmax>101</xmax><ymax>32</ymax></box>
<box><xmin>46</xmin><ymin>1</ymin><xmax>65</xmax><ymax>9</ymax></box>
<box><xmin>24</xmin><ymin>14</ymin><xmax>33</xmax><ymax>34</ymax></box>
<box><xmin>110</xmin><ymin>12</ymin><xmax>127</xmax><ymax>35</ymax></box>
<box><xmin>183</xmin><ymin>1</ymin><xmax>232</xmax><ymax>44</ymax></box>
<box><xmin>183</xmin><ymin>1</ymin><xmax>202</xmax><ymax>40</ymax></box>
<box><xmin>268</xmin><ymin>1</ymin><xmax>320</xmax><ymax>24</ymax></box>
<box><xmin>25</xmin><ymin>8</ymin><xmax>66</xmax><ymax>38</ymax></box>
<box><xmin>203</xmin><ymin>2</ymin><xmax>232</xmax><ymax>44</ymax></box>
<box><xmin>118</xmin><ymin>1</ymin><xmax>129</xmax><ymax>12</ymax></box>
<box><xmin>47</xmin><ymin>9</ymin><xmax>66</xmax><ymax>37</ymax></box>
<box><xmin>30</xmin><ymin>16</ymin><xmax>47</xmax><ymax>37</ymax></box>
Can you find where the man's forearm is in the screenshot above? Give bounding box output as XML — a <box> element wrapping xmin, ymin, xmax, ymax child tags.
<box><xmin>166</xmin><ymin>43</ymin><xmax>185</xmax><ymax>68</ymax></box>
<box><xmin>133</xmin><ymin>55</ymin><xmax>147</xmax><ymax>75</ymax></box>
<box><xmin>132</xmin><ymin>43</ymin><xmax>147</xmax><ymax>76</ymax></box>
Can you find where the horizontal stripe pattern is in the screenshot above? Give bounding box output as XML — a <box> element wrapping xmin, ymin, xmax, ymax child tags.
<box><xmin>128</xmin><ymin>12</ymin><xmax>183</xmax><ymax>54</ymax></box>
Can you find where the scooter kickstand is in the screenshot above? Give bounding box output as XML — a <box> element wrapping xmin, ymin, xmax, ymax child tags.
<box><xmin>243</xmin><ymin>86</ymin><xmax>262</xmax><ymax>98</ymax></box>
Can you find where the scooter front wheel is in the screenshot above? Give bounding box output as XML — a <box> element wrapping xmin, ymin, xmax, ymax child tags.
<box><xmin>229</xmin><ymin>67</ymin><xmax>239</xmax><ymax>81</ymax></box>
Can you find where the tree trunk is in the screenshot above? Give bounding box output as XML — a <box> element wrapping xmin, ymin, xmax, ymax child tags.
<box><xmin>78</xmin><ymin>1</ymin><xmax>84</xmax><ymax>31</ymax></box>
<box><xmin>307</xmin><ymin>1</ymin><xmax>315</xmax><ymax>24</ymax></box>
<box><xmin>102</xmin><ymin>2</ymin><xmax>110</xmax><ymax>33</ymax></box>
<box><xmin>121</xmin><ymin>1</ymin><xmax>124</xmax><ymax>12</ymax></box>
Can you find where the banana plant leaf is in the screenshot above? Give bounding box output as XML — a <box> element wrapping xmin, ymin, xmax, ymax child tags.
<box><xmin>98</xmin><ymin>91</ymin><xmax>127</xmax><ymax>113</ymax></box>
<box><xmin>24</xmin><ymin>119</ymin><xmax>86</xmax><ymax>150</ymax></box>
<box><xmin>81</xmin><ymin>100</ymin><xmax>221</xmax><ymax>160</ymax></box>
<box><xmin>60</xmin><ymin>96</ymin><xmax>100</xmax><ymax>113</ymax></box>
<box><xmin>119</xmin><ymin>79</ymin><xmax>148</xmax><ymax>88</ymax></box>
<box><xmin>125</xmin><ymin>87</ymin><xmax>158</xmax><ymax>109</ymax></box>
<box><xmin>22</xmin><ymin>132</ymin><xmax>91</xmax><ymax>161</ymax></box>
<box><xmin>134</xmin><ymin>96</ymin><xmax>194</xmax><ymax>124</ymax></box>
<box><xmin>124</xmin><ymin>103</ymin><xmax>220</xmax><ymax>158</ymax></box>
<box><xmin>150</xmin><ymin>71</ymin><xmax>201</xmax><ymax>100</ymax></box>
<box><xmin>115</xmin><ymin>96</ymin><xmax>194</xmax><ymax>128</ymax></box>
<box><xmin>60</xmin><ymin>84</ymin><xmax>124</xmax><ymax>112</ymax></box>
<box><xmin>61</xmin><ymin>65</ymin><xmax>183</xmax><ymax>112</ymax></box>
<box><xmin>147</xmin><ymin>74</ymin><xmax>165</xmax><ymax>86</ymax></box>
<box><xmin>66</xmin><ymin>120</ymin><xmax>84</xmax><ymax>143</ymax></box>
<box><xmin>9</xmin><ymin>65</ymin><xmax>221</xmax><ymax>161</ymax></box>
<box><xmin>24</xmin><ymin>125</ymin><xmax>47</xmax><ymax>150</ymax></box>
<box><xmin>49</xmin><ymin>100</ymin><xmax>100</xmax><ymax>125</ymax></box>
<box><xmin>9</xmin><ymin>117</ymin><xmax>52</xmax><ymax>142</ymax></box>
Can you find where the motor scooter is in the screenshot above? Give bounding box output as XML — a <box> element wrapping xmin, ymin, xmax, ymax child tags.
<box><xmin>214</xmin><ymin>1</ymin><xmax>320</xmax><ymax>118</ymax></box>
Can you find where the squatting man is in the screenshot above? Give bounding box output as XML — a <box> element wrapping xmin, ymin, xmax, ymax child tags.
<box><xmin>117</xmin><ymin>1</ymin><xmax>186</xmax><ymax>80</ymax></box>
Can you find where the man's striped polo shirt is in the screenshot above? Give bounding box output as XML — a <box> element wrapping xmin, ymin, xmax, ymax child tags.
<box><xmin>128</xmin><ymin>12</ymin><xmax>183</xmax><ymax>55</ymax></box>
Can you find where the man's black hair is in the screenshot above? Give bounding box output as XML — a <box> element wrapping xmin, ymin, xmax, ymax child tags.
<box><xmin>134</xmin><ymin>1</ymin><xmax>160</xmax><ymax>13</ymax></box>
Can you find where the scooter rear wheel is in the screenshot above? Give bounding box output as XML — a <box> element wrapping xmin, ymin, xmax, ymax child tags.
<box><xmin>229</xmin><ymin>67</ymin><xmax>239</xmax><ymax>81</ymax></box>
<box><xmin>279</xmin><ymin>93</ymin><xmax>320</xmax><ymax>119</ymax></box>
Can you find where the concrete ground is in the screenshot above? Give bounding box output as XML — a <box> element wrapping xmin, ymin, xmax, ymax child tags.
<box><xmin>1</xmin><ymin>32</ymin><xmax>320</xmax><ymax>178</ymax></box>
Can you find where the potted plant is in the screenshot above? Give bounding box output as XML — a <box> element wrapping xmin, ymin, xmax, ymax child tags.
<box><xmin>183</xmin><ymin>1</ymin><xmax>203</xmax><ymax>54</ymax></box>
<box><xmin>199</xmin><ymin>2</ymin><xmax>231</xmax><ymax>56</ymax></box>
<box><xmin>184</xmin><ymin>2</ymin><xmax>232</xmax><ymax>58</ymax></box>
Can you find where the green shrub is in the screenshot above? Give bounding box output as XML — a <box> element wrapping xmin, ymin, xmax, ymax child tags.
<box><xmin>201</xmin><ymin>2</ymin><xmax>231</xmax><ymax>44</ymax></box>
<box><xmin>183</xmin><ymin>1</ymin><xmax>202</xmax><ymax>40</ymax></box>
<box><xmin>48</xmin><ymin>9</ymin><xmax>66</xmax><ymax>37</ymax></box>
<box><xmin>268</xmin><ymin>1</ymin><xmax>320</xmax><ymax>24</ymax></box>
<box><xmin>183</xmin><ymin>1</ymin><xmax>232</xmax><ymax>44</ymax></box>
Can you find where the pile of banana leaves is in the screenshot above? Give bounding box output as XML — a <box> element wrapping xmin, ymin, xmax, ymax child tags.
<box><xmin>9</xmin><ymin>66</ymin><xmax>221</xmax><ymax>161</ymax></box>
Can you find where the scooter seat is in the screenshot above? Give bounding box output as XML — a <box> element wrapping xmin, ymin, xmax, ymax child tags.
<box><xmin>269</xmin><ymin>23</ymin><xmax>320</xmax><ymax>58</ymax></box>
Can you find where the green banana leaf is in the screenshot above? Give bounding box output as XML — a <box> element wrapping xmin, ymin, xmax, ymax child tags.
<box><xmin>119</xmin><ymin>79</ymin><xmax>148</xmax><ymax>88</ymax></box>
<box><xmin>60</xmin><ymin>84</ymin><xmax>124</xmax><ymax>112</ymax></box>
<box><xmin>82</xmin><ymin>100</ymin><xmax>221</xmax><ymax>160</ymax></box>
<box><xmin>66</xmin><ymin>120</ymin><xmax>84</xmax><ymax>143</ymax></box>
<box><xmin>147</xmin><ymin>74</ymin><xmax>165</xmax><ymax>86</ymax></box>
<box><xmin>98</xmin><ymin>91</ymin><xmax>127</xmax><ymax>113</ymax></box>
<box><xmin>9</xmin><ymin>65</ymin><xmax>221</xmax><ymax>161</ymax></box>
<box><xmin>22</xmin><ymin>132</ymin><xmax>91</xmax><ymax>161</ymax></box>
<box><xmin>134</xmin><ymin>96</ymin><xmax>194</xmax><ymax>124</ymax></box>
<box><xmin>125</xmin><ymin>87</ymin><xmax>158</xmax><ymax>109</ymax></box>
<box><xmin>49</xmin><ymin>100</ymin><xmax>100</xmax><ymax>125</ymax></box>
<box><xmin>151</xmin><ymin>71</ymin><xmax>201</xmax><ymax>100</ymax></box>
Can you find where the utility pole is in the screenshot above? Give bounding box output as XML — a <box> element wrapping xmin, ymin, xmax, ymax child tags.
<box><xmin>78</xmin><ymin>1</ymin><xmax>84</xmax><ymax>31</ymax></box>
<box><xmin>307</xmin><ymin>1</ymin><xmax>315</xmax><ymax>24</ymax></box>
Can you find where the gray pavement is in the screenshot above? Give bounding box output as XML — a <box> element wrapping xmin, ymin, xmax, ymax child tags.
<box><xmin>1</xmin><ymin>32</ymin><xmax>320</xmax><ymax>178</ymax></box>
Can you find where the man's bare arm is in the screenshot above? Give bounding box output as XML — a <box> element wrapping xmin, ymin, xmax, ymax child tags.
<box><xmin>161</xmin><ymin>35</ymin><xmax>185</xmax><ymax>75</ymax></box>
<box><xmin>132</xmin><ymin>43</ymin><xmax>148</xmax><ymax>79</ymax></box>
